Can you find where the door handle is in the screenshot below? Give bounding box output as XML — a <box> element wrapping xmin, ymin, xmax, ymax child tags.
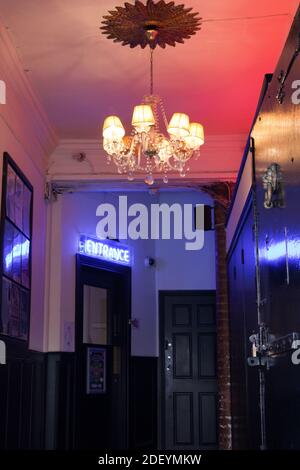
<box><xmin>165</xmin><ymin>339</ymin><xmax>172</xmax><ymax>372</ymax></box>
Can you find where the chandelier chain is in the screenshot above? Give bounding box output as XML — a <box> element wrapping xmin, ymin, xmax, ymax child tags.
<box><xmin>150</xmin><ymin>48</ymin><xmax>154</xmax><ymax>95</ymax></box>
<box><xmin>149</xmin><ymin>50</ymin><xmax>168</xmax><ymax>130</ymax></box>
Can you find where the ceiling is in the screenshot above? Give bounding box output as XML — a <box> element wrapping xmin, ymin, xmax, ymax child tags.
<box><xmin>0</xmin><ymin>1</ymin><xmax>298</xmax><ymax>150</ymax></box>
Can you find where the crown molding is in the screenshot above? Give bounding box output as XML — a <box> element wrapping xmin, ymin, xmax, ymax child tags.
<box><xmin>48</xmin><ymin>135</ymin><xmax>245</xmax><ymax>185</ymax></box>
<box><xmin>53</xmin><ymin>134</ymin><xmax>246</xmax><ymax>154</ymax></box>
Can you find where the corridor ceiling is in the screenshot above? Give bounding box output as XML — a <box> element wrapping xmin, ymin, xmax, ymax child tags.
<box><xmin>0</xmin><ymin>1</ymin><xmax>298</xmax><ymax>162</ymax></box>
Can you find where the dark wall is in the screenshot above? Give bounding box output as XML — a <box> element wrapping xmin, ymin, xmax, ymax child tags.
<box><xmin>0</xmin><ymin>345</ymin><xmax>157</xmax><ymax>450</ymax></box>
<box><xmin>0</xmin><ymin>340</ymin><xmax>45</xmax><ymax>449</ymax></box>
<box><xmin>44</xmin><ymin>353</ymin><xmax>75</xmax><ymax>450</ymax></box>
<box><xmin>0</xmin><ymin>344</ymin><xmax>75</xmax><ymax>450</ymax></box>
<box><xmin>252</xmin><ymin>7</ymin><xmax>300</xmax><ymax>450</ymax></box>
<box><xmin>228</xmin><ymin>6</ymin><xmax>300</xmax><ymax>450</ymax></box>
<box><xmin>130</xmin><ymin>356</ymin><xmax>157</xmax><ymax>450</ymax></box>
<box><xmin>227</xmin><ymin>203</ymin><xmax>260</xmax><ymax>449</ymax></box>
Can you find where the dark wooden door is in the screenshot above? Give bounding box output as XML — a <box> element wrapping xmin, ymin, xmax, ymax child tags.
<box><xmin>75</xmin><ymin>254</ymin><xmax>131</xmax><ymax>449</ymax></box>
<box><xmin>160</xmin><ymin>291</ymin><xmax>218</xmax><ymax>450</ymax></box>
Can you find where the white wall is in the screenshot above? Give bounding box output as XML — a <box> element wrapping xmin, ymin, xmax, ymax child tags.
<box><xmin>155</xmin><ymin>191</ymin><xmax>216</xmax><ymax>290</ymax></box>
<box><xmin>0</xmin><ymin>24</ymin><xmax>56</xmax><ymax>351</ymax></box>
<box><xmin>45</xmin><ymin>189</ymin><xmax>215</xmax><ymax>356</ymax></box>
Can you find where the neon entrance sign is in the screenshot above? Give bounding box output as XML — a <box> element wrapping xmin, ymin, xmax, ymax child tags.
<box><xmin>78</xmin><ymin>235</ymin><xmax>131</xmax><ymax>266</ymax></box>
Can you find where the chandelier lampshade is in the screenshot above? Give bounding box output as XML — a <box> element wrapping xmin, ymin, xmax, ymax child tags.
<box><xmin>167</xmin><ymin>113</ymin><xmax>190</xmax><ymax>138</ymax></box>
<box><xmin>132</xmin><ymin>105</ymin><xmax>155</xmax><ymax>133</ymax></box>
<box><xmin>185</xmin><ymin>122</ymin><xmax>205</xmax><ymax>149</ymax></box>
<box><xmin>103</xmin><ymin>115</ymin><xmax>125</xmax><ymax>140</ymax></box>
<box><xmin>100</xmin><ymin>0</ymin><xmax>203</xmax><ymax>185</ymax></box>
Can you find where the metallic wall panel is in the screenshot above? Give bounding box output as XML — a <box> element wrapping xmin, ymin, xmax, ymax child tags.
<box><xmin>249</xmin><ymin>7</ymin><xmax>300</xmax><ymax>449</ymax></box>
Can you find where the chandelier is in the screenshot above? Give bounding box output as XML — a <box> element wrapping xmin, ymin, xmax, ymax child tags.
<box><xmin>101</xmin><ymin>0</ymin><xmax>204</xmax><ymax>185</ymax></box>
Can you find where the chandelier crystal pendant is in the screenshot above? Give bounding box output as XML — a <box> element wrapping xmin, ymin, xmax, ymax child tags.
<box><xmin>101</xmin><ymin>0</ymin><xmax>204</xmax><ymax>186</ymax></box>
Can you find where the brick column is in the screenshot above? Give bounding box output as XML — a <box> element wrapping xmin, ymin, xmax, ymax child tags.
<box><xmin>214</xmin><ymin>202</ymin><xmax>232</xmax><ymax>449</ymax></box>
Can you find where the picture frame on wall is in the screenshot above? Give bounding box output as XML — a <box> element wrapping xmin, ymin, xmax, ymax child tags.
<box><xmin>0</xmin><ymin>153</ymin><xmax>33</xmax><ymax>343</ymax></box>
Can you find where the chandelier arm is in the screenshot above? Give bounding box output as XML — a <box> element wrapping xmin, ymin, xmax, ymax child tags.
<box><xmin>159</xmin><ymin>98</ymin><xmax>169</xmax><ymax>131</ymax></box>
<box><xmin>130</xmin><ymin>134</ymin><xmax>137</xmax><ymax>156</ymax></box>
<box><xmin>138</xmin><ymin>136</ymin><xmax>142</xmax><ymax>168</ymax></box>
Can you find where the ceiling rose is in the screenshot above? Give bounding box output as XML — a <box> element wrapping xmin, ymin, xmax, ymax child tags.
<box><xmin>100</xmin><ymin>0</ymin><xmax>202</xmax><ymax>49</ymax></box>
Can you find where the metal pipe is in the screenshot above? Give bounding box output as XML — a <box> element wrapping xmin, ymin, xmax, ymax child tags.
<box><xmin>258</xmin><ymin>367</ymin><xmax>267</xmax><ymax>450</ymax></box>
<box><xmin>251</xmin><ymin>137</ymin><xmax>267</xmax><ymax>449</ymax></box>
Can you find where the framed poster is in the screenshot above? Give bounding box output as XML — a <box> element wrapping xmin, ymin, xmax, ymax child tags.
<box><xmin>86</xmin><ymin>347</ymin><xmax>107</xmax><ymax>394</ymax></box>
<box><xmin>0</xmin><ymin>153</ymin><xmax>32</xmax><ymax>342</ymax></box>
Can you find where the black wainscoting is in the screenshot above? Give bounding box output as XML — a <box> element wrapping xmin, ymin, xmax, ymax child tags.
<box><xmin>130</xmin><ymin>356</ymin><xmax>157</xmax><ymax>450</ymax></box>
<box><xmin>0</xmin><ymin>349</ymin><xmax>158</xmax><ymax>450</ymax></box>
<box><xmin>44</xmin><ymin>353</ymin><xmax>75</xmax><ymax>449</ymax></box>
<box><xmin>0</xmin><ymin>339</ymin><xmax>45</xmax><ymax>449</ymax></box>
<box><xmin>0</xmin><ymin>343</ymin><xmax>75</xmax><ymax>450</ymax></box>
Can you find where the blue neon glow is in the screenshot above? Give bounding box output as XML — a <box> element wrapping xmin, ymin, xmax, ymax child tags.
<box><xmin>78</xmin><ymin>235</ymin><xmax>131</xmax><ymax>266</ymax></box>
<box><xmin>260</xmin><ymin>239</ymin><xmax>300</xmax><ymax>261</ymax></box>
<box><xmin>5</xmin><ymin>239</ymin><xmax>30</xmax><ymax>270</ymax></box>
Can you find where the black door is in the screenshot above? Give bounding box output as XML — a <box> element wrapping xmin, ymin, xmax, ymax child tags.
<box><xmin>74</xmin><ymin>254</ymin><xmax>131</xmax><ymax>449</ymax></box>
<box><xmin>160</xmin><ymin>291</ymin><xmax>218</xmax><ymax>450</ymax></box>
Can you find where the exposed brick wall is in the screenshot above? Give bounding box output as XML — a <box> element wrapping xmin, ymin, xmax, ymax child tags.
<box><xmin>214</xmin><ymin>202</ymin><xmax>232</xmax><ymax>449</ymax></box>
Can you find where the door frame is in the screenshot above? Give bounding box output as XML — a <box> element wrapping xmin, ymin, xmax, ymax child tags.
<box><xmin>75</xmin><ymin>254</ymin><xmax>131</xmax><ymax>448</ymax></box>
<box><xmin>158</xmin><ymin>290</ymin><xmax>216</xmax><ymax>450</ymax></box>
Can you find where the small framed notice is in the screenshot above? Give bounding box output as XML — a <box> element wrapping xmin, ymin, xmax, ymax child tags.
<box><xmin>86</xmin><ymin>346</ymin><xmax>107</xmax><ymax>394</ymax></box>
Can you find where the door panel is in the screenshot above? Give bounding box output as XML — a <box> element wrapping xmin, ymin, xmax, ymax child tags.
<box><xmin>173</xmin><ymin>393</ymin><xmax>193</xmax><ymax>445</ymax></box>
<box><xmin>198</xmin><ymin>334</ymin><xmax>216</xmax><ymax>377</ymax></box>
<box><xmin>161</xmin><ymin>291</ymin><xmax>217</xmax><ymax>450</ymax></box>
<box><xmin>199</xmin><ymin>393</ymin><xmax>217</xmax><ymax>445</ymax></box>
<box><xmin>83</xmin><ymin>286</ymin><xmax>108</xmax><ymax>345</ymax></box>
<box><xmin>173</xmin><ymin>334</ymin><xmax>192</xmax><ymax>377</ymax></box>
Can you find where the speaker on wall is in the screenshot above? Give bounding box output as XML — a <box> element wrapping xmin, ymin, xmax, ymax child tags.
<box><xmin>194</xmin><ymin>205</ymin><xmax>214</xmax><ymax>231</ymax></box>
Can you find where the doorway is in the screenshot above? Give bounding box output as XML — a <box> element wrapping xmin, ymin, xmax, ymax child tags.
<box><xmin>74</xmin><ymin>254</ymin><xmax>131</xmax><ymax>449</ymax></box>
<box><xmin>159</xmin><ymin>291</ymin><xmax>218</xmax><ymax>450</ymax></box>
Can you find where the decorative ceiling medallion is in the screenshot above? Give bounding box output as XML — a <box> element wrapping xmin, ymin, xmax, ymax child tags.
<box><xmin>100</xmin><ymin>0</ymin><xmax>201</xmax><ymax>49</ymax></box>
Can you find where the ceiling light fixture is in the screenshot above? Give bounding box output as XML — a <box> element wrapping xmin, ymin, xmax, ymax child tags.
<box><xmin>101</xmin><ymin>0</ymin><xmax>203</xmax><ymax>185</ymax></box>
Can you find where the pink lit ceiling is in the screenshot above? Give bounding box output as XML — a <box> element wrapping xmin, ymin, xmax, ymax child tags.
<box><xmin>0</xmin><ymin>1</ymin><xmax>298</xmax><ymax>161</ymax></box>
